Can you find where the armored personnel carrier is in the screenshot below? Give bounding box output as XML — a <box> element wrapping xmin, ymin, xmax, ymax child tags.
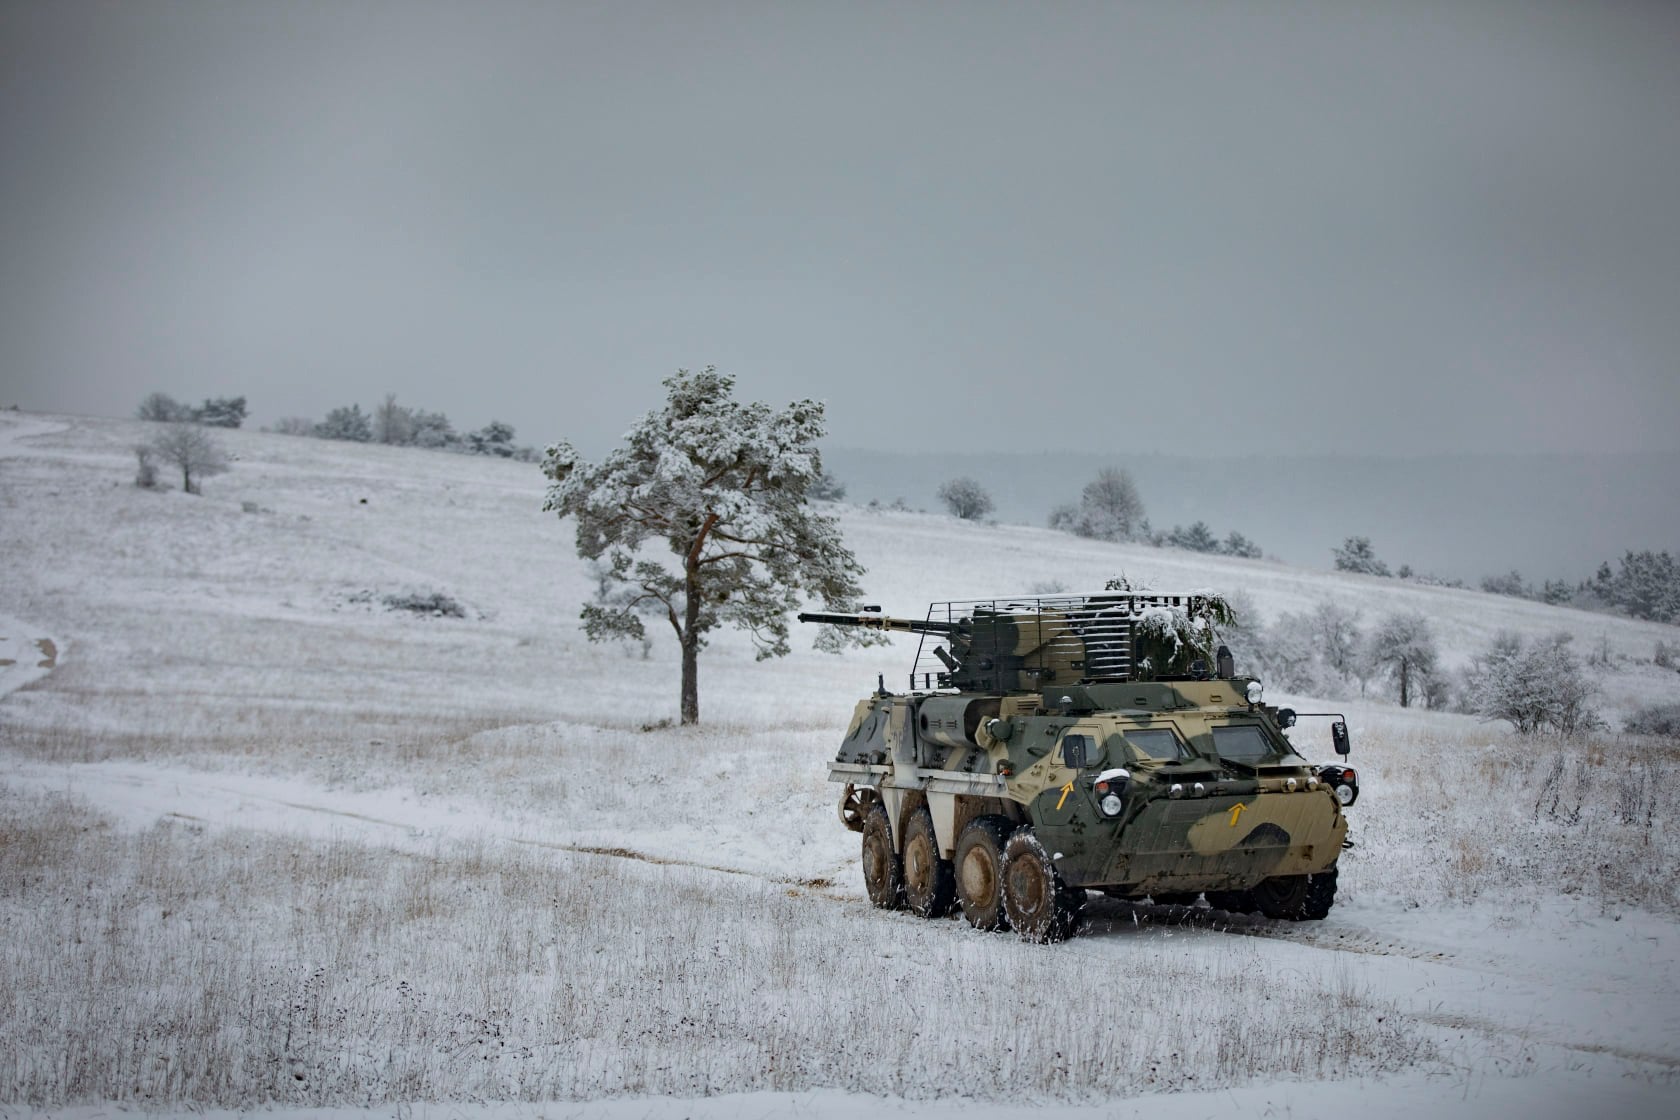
<box><xmin>799</xmin><ymin>592</ymin><xmax>1356</xmax><ymax>942</ymax></box>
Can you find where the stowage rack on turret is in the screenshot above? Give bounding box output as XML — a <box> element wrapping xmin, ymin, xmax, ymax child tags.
<box><xmin>799</xmin><ymin>591</ymin><xmax>1230</xmax><ymax>693</ymax></box>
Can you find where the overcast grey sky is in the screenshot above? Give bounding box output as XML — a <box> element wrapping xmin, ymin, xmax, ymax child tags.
<box><xmin>2</xmin><ymin>0</ymin><xmax>1676</xmax><ymax>457</ymax></box>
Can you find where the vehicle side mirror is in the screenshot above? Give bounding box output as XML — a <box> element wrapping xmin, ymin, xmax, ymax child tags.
<box><xmin>1331</xmin><ymin>720</ymin><xmax>1351</xmax><ymax>756</ymax></box>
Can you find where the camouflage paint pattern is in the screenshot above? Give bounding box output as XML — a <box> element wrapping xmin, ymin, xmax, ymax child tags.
<box><xmin>829</xmin><ymin>678</ymin><xmax>1345</xmax><ymax>896</ymax></box>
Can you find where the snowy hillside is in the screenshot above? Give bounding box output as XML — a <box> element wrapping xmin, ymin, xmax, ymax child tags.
<box><xmin>2</xmin><ymin>410</ymin><xmax>1677</xmax><ymax>1120</ymax></box>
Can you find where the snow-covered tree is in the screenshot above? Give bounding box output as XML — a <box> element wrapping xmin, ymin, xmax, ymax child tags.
<box><xmin>1162</xmin><ymin>521</ymin><xmax>1220</xmax><ymax>553</ymax></box>
<box><xmin>1597</xmin><ymin>550</ymin><xmax>1680</xmax><ymax>623</ymax></box>
<box><xmin>1365</xmin><ymin>610</ymin><xmax>1436</xmax><ymax>708</ymax></box>
<box><xmin>195</xmin><ymin>396</ymin><xmax>247</xmax><ymax>428</ymax></box>
<box><xmin>1333</xmin><ymin>536</ymin><xmax>1391</xmax><ymax>576</ymax></box>
<box><xmin>1310</xmin><ymin>600</ymin><xmax>1363</xmax><ymax>683</ymax></box>
<box><xmin>468</xmin><ymin>420</ymin><xmax>517</xmax><ymax>457</ymax></box>
<box><xmin>938</xmin><ymin>477</ymin><xmax>993</xmax><ymax>520</ymax></box>
<box><xmin>542</xmin><ymin>367</ymin><xmax>881</xmax><ymax>725</ymax></box>
<box><xmin>1051</xmin><ymin>468</ymin><xmax>1147</xmax><ymax>541</ymax></box>
<box><xmin>809</xmin><ymin>470</ymin><xmax>847</xmax><ymax>502</ymax></box>
<box><xmin>1464</xmin><ymin>631</ymin><xmax>1600</xmax><ymax>735</ymax></box>
<box><xmin>1252</xmin><ymin>610</ymin><xmax>1322</xmax><ymax>693</ymax></box>
<box><xmin>136</xmin><ymin>391</ymin><xmax>190</xmax><ymax>422</ymax></box>
<box><xmin>146</xmin><ymin>422</ymin><xmax>229</xmax><ymax>494</ymax></box>
<box><xmin>374</xmin><ymin>393</ymin><xmax>414</xmax><ymax>445</ymax></box>
<box><xmin>316</xmin><ymin>404</ymin><xmax>372</xmax><ymax>442</ymax></box>
<box><xmin>1221</xmin><ymin>531</ymin><xmax>1262</xmax><ymax>559</ymax></box>
<box><xmin>1480</xmin><ymin>570</ymin><xmax>1529</xmax><ymax>598</ymax></box>
<box><xmin>410</xmin><ymin>409</ymin><xmax>457</xmax><ymax>449</ymax></box>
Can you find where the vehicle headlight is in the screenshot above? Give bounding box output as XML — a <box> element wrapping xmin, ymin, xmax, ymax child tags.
<box><xmin>1168</xmin><ymin>783</ymin><xmax>1185</xmax><ymax>799</ymax></box>
<box><xmin>1335</xmin><ymin>783</ymin><xmax>1356</xmax><ymax>806</ymax></box>
<box><xmin>1246</xmin><ymin>680</ymin><xmax>1264</xmax><ymax>704</ymax></box>
<box><xmin>1100</xmin><ymin>793</ymin><xmax>1125</xmax><ymax>816</ymax></box>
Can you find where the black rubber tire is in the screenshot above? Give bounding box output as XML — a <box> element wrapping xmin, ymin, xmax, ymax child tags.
<box><xmin>1150</xmin><ymin>892</ymin><xmax>1201</xmax><ymax>906</ymax></box>
<box><xmin>1002</xmin><ymin>829</ymin><xmax>1083</xmax><ymax>943</ymax></box>
<box><xmin>955</xmin><ymin>815</ymin><xmax>1016</xmax><ymax>931</ymax></box>
<box><xmin>1251</xmin><ymin>867</ymin><xmax>1337</xmax><ymax>920</ymax></box>
<box><xmin>1251</xmin><ymin>875</ymin><xmax>1310</xmax><ymax>919</ymax></box>
<box><xmin>1205</xmin><ymin>889</ymin><xmax>1258</xmax><ymax>915</ymax></box>
<box><xmin>860</xmin><ymin>803</ymin><xmax>903</xmax><ymax>910</ymax></box>
<box><xmin>901</xmin><ymin>806</ymin><xmax>956</xmax><ymax>919</ymax></box>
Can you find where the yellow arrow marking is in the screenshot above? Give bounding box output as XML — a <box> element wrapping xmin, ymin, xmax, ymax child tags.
<box><xmin>1228</xmin><ymin>803</ymin><xmax>1246</xmax><ymax>828</ymax></box>
<box><xmin>1057</xmin><ymin>782</ymin><xmax>1074</xmax><ymax>810</ymax></box>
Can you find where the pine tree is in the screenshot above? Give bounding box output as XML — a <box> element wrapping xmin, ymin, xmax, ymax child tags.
<box><xmin>542</xmin><ymin>368</ymin><xmax>880</xmax><ymax>724</ymax></box>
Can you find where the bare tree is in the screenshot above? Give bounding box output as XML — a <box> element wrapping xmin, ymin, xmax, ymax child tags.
<box><xmin>374</xmin><ymin>393</ymin><xmax>414</xmax><ymax>445</ymax></box>
<box><xmin>147</xmin><ymin>423</ymin><xmax>229</xmax><ymax>494</ymax></box>
<box><xmin>938</xmin><ymin>477</ymin><xmax>994</xmax><ymax>520</ymax></box>
<box><xmin>1054</xmin><ymin>467</ymin><xmax>1146</xmax><ymax>541</ymax></box>
<box><xmin>1365</xmin><ymin>610</ymin><xmax>1437</xmax><ymax>708</ymax></box>
<box><xmin>136</xmin><ymin>392</ymin><xmax>190</xmax><ymax>422</ymax></box>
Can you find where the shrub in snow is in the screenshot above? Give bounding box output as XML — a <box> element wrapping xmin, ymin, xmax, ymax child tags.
<box><xmin>1463</xmin><ymin>630</ymin><xmax>1602</xmax><ymax>735</ymax></box>
<box><xmin>383</xmin><ymin>591</ymin><xmax>466</xmax><ymax>618</ymax></box>
<box><xmin>1048</xmin><ymin>468</ymin><xmax>1147</xmax><ymax>541</ymax></box>
<box><xmin>409</xmin><ymin>409</ymin><xmax>457</xmax><ymax>448</ymax></box>
<box><xmin>195</xmin><ymin>396</ymin><xmax>247</xmax><ymax>428</ymax></box>
<box><xmin>1480</xmin><ymin>570</ymin><xmax>1530</xmax><ymax>598</ymax></box>
<box><xmin>1656</xmin><ymin>641</ymin><xmax>1675</xmax><ymax>670</ymax></box>
<box><xmin>542</xmin><ymin>367</ymin><xmax>882</xmax><ymax>725</ymax></box>
<box><xmin>133</xmin><ymin>446</ymin><xmax>158</xmax><ymax>489</ymax></box>
<box><xmin>808</xmin><ymin>469</ymin><xmax>846</xmax><ymax>502</ymax></box>
<box><xmin>315</xmin><ymin>404</ymin><xmax>373</xmax><ymax>442</ymax></box>
<box><xmin>937</xmin><ymin>476</ymin><xmax>993</xmax><ymax>520</ymax></box>
<box><xmin>136</xmin><ymin>391</ymin><xmax>191</xmax><ymax>422</ymax></box>
<box><xmin>1222</xmin><ymin>530</ymin><xmax>1263</xmax><ymax>559</ymax></box>
<box><xmin>1236</xmin><ymin>600</ymin><xmax>1366</xmax><ymax>700</ymax></box>
<box><xmin>1624</xmin><ymin>702</ymin><xmax>1680</xmax><ymax>738</ymax></box>
<box><xmin>467</xmin><ymin>419</ymin><xmax>518</xmax><ymax>457</ymax></box>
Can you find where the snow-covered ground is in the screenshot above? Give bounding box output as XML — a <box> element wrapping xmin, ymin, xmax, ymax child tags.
<box><xmin>2</xmin><ymin>410</ymin><xmax>1677</xmax><ymax>1118</ymax></box>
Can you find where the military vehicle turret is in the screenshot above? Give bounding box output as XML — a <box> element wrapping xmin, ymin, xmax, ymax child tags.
<box><xmin>799</xmin><ymin>592</ymin><xmax>1356</xmax><ymax>942</ymax></box>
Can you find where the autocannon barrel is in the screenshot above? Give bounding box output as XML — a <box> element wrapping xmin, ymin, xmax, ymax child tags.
<box><xmin>796</xmin><ymin>611</ymin><xmax>963</xmax><ymax>636</ymax></box>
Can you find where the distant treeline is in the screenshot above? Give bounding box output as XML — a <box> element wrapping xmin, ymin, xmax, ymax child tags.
<box><xmin>1330</xmin><ymin>534</ymin><xmax>1680</xmax><ymax>625</ymax></box>
<box><xmin>136</xmin><ymin>391</ymin><xmax>539</xmax><ymax>461</ymax></box>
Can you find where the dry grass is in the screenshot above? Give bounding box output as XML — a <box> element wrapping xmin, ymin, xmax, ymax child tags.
<box><xmin>0</xmin><ymin>785</ymin><xmax>1436</xmax><ymax>1109</ymax></box>
<box><xmin>1346</xmin><ymin>722</ymin><xmax>1680</xmax><ymax>914</ymax></box>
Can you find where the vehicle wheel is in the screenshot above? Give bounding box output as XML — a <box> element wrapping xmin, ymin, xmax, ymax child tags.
<box><xmin>1002</xmin><ymin>829</ymin><xmax>1082</xmax><ymax>943</ymax></box>
<box><xmin>1251</xmin><ymin>875</ymin><xmax>1310</xmax><ymax>919</ymax></box>
<box><xmin>860</xmin><ymin>803</ymin><xmax>903</xmax><ymax>910</ymax></box>
<box><xmin>1150</xmin><ymin>892</ymin><xmax>1200</xmax><ymax>906</ymax></box>
<box><xmin>901</xmin><ymin>807</ymin><xmax>956</xmax><ymax>919</ymax></box>
<box><xmin>1255</xmin><ymin>866</ymin><xmax>1337</xmax><ymax>921</ymax></box>
<box><xmin>1205</xmin><ymin>889</ymin><xmax>1257</xmax><ymax>915</ymax></box>
<box><xmin>955</xmin><ymin>815</ymin><xmax>1015</xmax><ymax>931</ymax></box>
